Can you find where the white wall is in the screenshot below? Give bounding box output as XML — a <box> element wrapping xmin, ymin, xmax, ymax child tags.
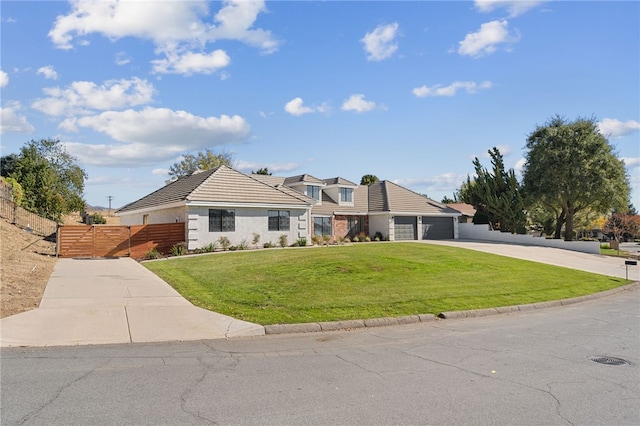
<box><xmin>369</xmin><ymin>215</ymin><xmax>392</xmax><ymax>241</ymax></box>
<box><xmin>458</xmin><ymin>223</ymin><xmax>600</xmax><ymax>254</ymax></box>
<box><xmin>118</xmin><ymin>206</ymin><xmax>187</xmax><ymax>226</ymax></box>
<box><xmin>187</xmin><ymin>206</ymin><xmax>311</xmax><ymax>250</ymax></box>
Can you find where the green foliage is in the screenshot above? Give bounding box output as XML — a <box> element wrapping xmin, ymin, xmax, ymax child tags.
<box><xmin>8</xmin><ymin>138</ymin><xmax>87</xmax><ymax>221</ymax></box>
<box><xmin>218</xmin><ymin>236</ymin><xmax>231</xmax><ymax>251</ymax></box>
<box><xmin>296</xmin><ymin>237</ymin><xmax>307</xmax><ymax>247</ymax></box>
<box><xmin>278</xmin><ymin>234</ymin><xmax>288</xmax><ymax>248</ymax></box>
<box><xmin>522</xmin><ymin>115</ymin><xmax>630</xmax><ymax>241</ymax></box>
<box><xmin>145</xmin><ymin>248</ymin><xmax>163</xmax><ymax>260</ymax></box>
<box><xmin>441</xmin><ymin>196</ymin><xmax>455</xmax><ymax>204</ymax></box>
<box><xmin>252</xmin><ymin>233</ymin><xmax>261</xmax><ymax>246</ymax></box>
<box><xmin>0</xmin><ymin>154</ymin><xmax>19</xmax><ymax>177</ymax></box>
<box><xmin>201</xmin><ymin>242</ymin><xmax>218</xmax><ymax>253</ymax></box>
<box><xmin>360</xmin><ymin>174</ymin><xmax>379</xmax><ymax>185</ymax></box>
<box><xmin>237</xmin><ymin>240</ymin><xmax>248</xmax><ymax>250</ymax></box>
<box><xmin>88</xmin><ymin>213</ymin><xmax>107</xmax><ymax>224</ymax></box>
<box><xmin>1</xmin><ymin>176</ymin><xmax>25</xmax><ymax>205</ymax></box>
<box><xmin>459</xmin><ymin>147</ymin><xmax>527</xmax><ymax>234</ymax></box>
<box><xmin>169</xmin><ymin>149</ymin><xmax>234</xmax><ymax>178</ymax></box>
<box><xmin>263</xmin><ymin>241</ymin><xmax>275</xmax><ymax>248</ymax></box>
<box><xmin>252</xmin><ymin>167</ymin><xmax>272</xmax><ymax>175</ymax></box>
<box><xmin>170</xmin><ymin>242</ymin><xmax>187</xmax><ymax>256</ymax></box>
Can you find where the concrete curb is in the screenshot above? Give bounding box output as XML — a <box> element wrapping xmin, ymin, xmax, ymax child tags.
<box><xmin>264</xmin><ymin>314</ymin><xmax>436</xmax><ymax>335</ymax></box>
<box><xmin>437</xmin><ymin>282</ymin><xmax>639</xmax><ymax>319</ymax></box>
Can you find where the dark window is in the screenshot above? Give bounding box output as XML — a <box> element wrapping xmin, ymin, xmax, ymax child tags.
<box><xmin>307</xmin><ymin>185</ymin><xmax>320</xmax><ymax>201</ymax></box>
<box><xmin>314</xmin><ymin>217</ymin><xmax>332</xmax><ymax>236</ymax></box>
<box><xmin>209</xmin><ymin>209</ymin><xmax>235</xmax><ymax>232</ymax></box>
<box><xmin>340</xmin><ymin>187</ymin><xmax>353</xmax><ymax>202</ymax></box>
<box><xmin>348</xmin><ymin>216</ymin><xmax>365</xmax><ymax>236</ymax></box>
<box><xmin>268</xmin><ymin>210</ymin><xmax>290</xmax><ymax>231</ymax></box>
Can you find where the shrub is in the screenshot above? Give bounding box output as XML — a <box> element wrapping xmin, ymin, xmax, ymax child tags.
<box><xmin>374</xmin><ymin>231</ymin><xmax>384</xmax><ymax>241</ymax></box>
<box><xmin>357</xmin><ymin>232</ymin><xmax>367</xmax><ymax>242</ymax></box>
<box><xmin>238</xmin><ymin>240</ymin><xmax>248</xmax><ymax>250</ymax></box>
<box><xmin>322</xmin><ymin>235</ymin><xmax>332</xmax><ymax>245</ymax></box>
<box><xmin>85</xmin><ymin>212</ymin><xmax>107</xmax><ymax>224</ymax></box>
<box><xmin>263</xmin><ymin>241</ymin><xmax>275</xmax><ymax>248</ymax></box>
<box><xmin>279</xmin><ymin>234</ymin><xmax>288</xmax><ymax>248</ymax></box>
<box><xmin>365</xmin><ymin>235</ymin><xmax>371</xmax><ymax>242</ymax></box>
<box><xmin>296</xmin><ymin>237</ymin><xmax>307</xmax><ymax>247</ymax></box>
<box><xmin>252</xmin><ymin>233</ymin><xmax>261</xmax><ymax>247</ymax></box>
<box><xmin>312</xmin><ymin>235</ymin><xmax>323</xmax><ymax>246</ymax></box>
<box><xmin>218</xmin><ymin>236</ymin><xmax>231</xmax><ymax>251</ymax></box>
<box><xmin>600</xmin><ymin>243</ymin><xmax>610</xmax><ymax>250</ymax></box>
<box><xmin>202</xmin><ymin>242</ymin><xmax>218</xmax><ymax>253</ymax></box>
<box><xmin>170</xmin><ymin>242</ymin><xmax>187</xmax><ymax>256</ymax></box>
<box><xmin>145</xmin><ymin>248</ymin><xmax>162</xmax><ymax>260</ymax></box>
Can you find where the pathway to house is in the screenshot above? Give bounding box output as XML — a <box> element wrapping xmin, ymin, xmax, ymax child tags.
<box><xmin>0</xmin><ymin>258</ymin><xmax>264</xmax><ymax>347</ymax></box>
<box><xmin>1</xmin><ymin>241</ymin><xmax>637</xmax><ymax>348</ymax></box>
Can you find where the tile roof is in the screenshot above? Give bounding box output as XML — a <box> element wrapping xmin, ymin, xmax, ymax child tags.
<box><xmin>311</xmin><ymin>185</ymin><xmax>369</xmax><ymax>215</ymax></box>
<box><xmin>322</xmin><ymin>177</ymin><xmax>358</xmax><ymax>186</ymax></box>
<box><xmin>117</xmin><ymin>166</ymin><xmax>311</xmax><ymax>213</ymax></box>
<box><xmin>283</xmin><ymin>174</ymin><xmax>325</xmax><ymax>185</ymax></box>
<box><xmin>368</xmin><ymin>181</ymin><xmax>460</xmax><ymax>214</ymax></box>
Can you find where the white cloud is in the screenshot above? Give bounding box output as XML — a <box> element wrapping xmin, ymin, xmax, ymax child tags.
<box><xmin>284</xmin><ymin>97</ymin><xmax>315</xmax><ymax>116</ymax></box>
<box><xmin>621</xmin><ymin>157</ymin><xmax>640</xmax><ymax>168</ymax></box>
<box><xmin>341</xmin><ymin>94</ymin><xmax>376</xmax><ymax>113</ymax></box>
<box><xmin>413</xmin><ymin>81</ymin><xmax>492</xmax><ymax>97</ymax></box>
<box><xmin>0</xmin><ymin>70</ymin><xmax>9</xmax><ymax>87</ymax></box>
<box><xmin>48</xmin><ymin>0</ymin><xmax>278</xmax><ymax>75</ymax></box>
<box><xmin>32</xmin><ymin>77</ymin><xmax>155</xmax><ymax>116</ymax></box>
<box><xmin>394</xmin><ymin>173</ymin><xmax>467</xmax><ymax>193</ymax></box>
<box><xmin>152</xmin><ymin>168</ymin><xmax>171</xmax><ymax>176</ymax></box>
<box><xmin>361</xmin><ymin>22</ymin><xmax>399</xmax><ymax>61</ymax></box>
<box><xmin>236</xmin><ymin>160</ymin><xmax>300</xmax><ymax>174</ymax></box>
<box><xmin>597</xmin><ymin>118</ymin><xmax>640</xmax><ymax>139</ymax></box>
<box><xmin>60</xmin><ymin>107</ymin><xmax>250</xmax><ymax>159</ymax></box>
<box><xmin>458</xmin><ymin>20</ymin><xmax>520</xmax><ymax>58</ymax></box>
<box><xmin>37</xmin><ymin>65</ymin><xmax>59</xmax><ymax>80</ymax></box>
<box><xmin>514</xmin><ymin>157</ymin><xmax>526</xmax><ymax>176</ymax></box>
<box><xmin>0</xmin><ymin>102</ymin><xmax>35</xmax><ymax>134</ymax></box>
<box><xmin>151</xmin><ymin>49</ymin><xmax>230</xmax><ymax>75</ymax></box>
<box><xmin>115</xmin><ymin>52</ymin><xmax>131</xmax><ymax>66</ymax></box>
<box><xmin>474</xmin><ymin>1</ymin><xmax>547</xmax><ymax>17</ymax></box>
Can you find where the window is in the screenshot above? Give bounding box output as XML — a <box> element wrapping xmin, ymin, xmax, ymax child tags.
<box><xmin>142</xmin><ymin>214</ymin><xmax>149</xmax><ymax>225</ymax></box>
<box><xmin>209</xmin><ymin>209</ymin><xmax>235</xmax><ymax>232</ymax></box>
<box><xmin>348</xmin><ymin>216</ymin><xmax>365</xmax><ymax>236</ymax></box>
<box><xmin>307</xmin><ymin>185</ymin><xmax>320</xmax><ymax>201</ymax></box>
<box><xmin>314</xmin><ymin>217</ymin><xmax>332</xmax><ymax>236</ymax></box>
<box><xmin>340</xmin><ymin>187</ymin><xmax>353</xmax><ymax>203</ymax></box>
<box><xmin>268</xmin><ymin>210</ymin><xmax>290</xmax><ymax>231</ymax></box>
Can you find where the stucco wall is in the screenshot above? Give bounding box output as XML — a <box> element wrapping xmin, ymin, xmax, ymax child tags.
<box><xmin>458</xmin><ymin>223</ymin><xmax>600</xmax><ymax>254</ymax></box>
<box><xmin>187</xmin><ymin>206</ymin><xmax>311</xmax><ymax>250</ymax></box>
<box><xmin>369</xmin><ymin>215</ymin><xmax>392</xmax><ymax>241</ymax></box>
<box><xmin>118</xmin><ymin>206</ymin><xmax>187</xmax><ymax>226</ymax></box>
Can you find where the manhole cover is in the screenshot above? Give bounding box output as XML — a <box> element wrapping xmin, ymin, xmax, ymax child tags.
<box><xmin>588</xmin><ymin>356</ymin><xmax>634</xmax><ymax>366</ymax></box>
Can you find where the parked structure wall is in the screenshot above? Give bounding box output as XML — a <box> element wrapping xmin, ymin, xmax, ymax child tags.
<box><xmin>118</xmin><ymin>206</ymin><xmax>187</xmax><ymax>226</ymax></box>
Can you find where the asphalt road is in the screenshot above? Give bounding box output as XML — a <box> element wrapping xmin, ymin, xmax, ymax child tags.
<box><xmin>2</xmin><ymin>287</ymin><xmax>638</xmax><ymax>426</ymax></box>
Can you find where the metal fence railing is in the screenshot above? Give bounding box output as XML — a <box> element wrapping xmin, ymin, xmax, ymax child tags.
<box><xmin>0</xmin><ymin>198</ymin><xmax>58</xmax><ymax>237</ymax></box>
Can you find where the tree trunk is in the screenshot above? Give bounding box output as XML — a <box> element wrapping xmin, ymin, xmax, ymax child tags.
<box><xmin>565</xmin><ymin>211</ymin><xmax>574</xmax><ymax>241</ymax></box>
<box><xmin>554</xmin><ymin>210</ymin><xmax>566</xmax><ymax>239</ymax></box>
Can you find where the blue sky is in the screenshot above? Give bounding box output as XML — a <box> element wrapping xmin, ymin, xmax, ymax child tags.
<box><xmin>1</xmin><ymin>0</ymin><xmax>639</xmax><ymax>210</ymax></box>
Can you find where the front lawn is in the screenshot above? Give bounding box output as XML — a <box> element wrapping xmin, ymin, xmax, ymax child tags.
<box><xmin>143</xmin><ymin>243</ymin><xmax>628</xmax><ymax>324</ymax></box>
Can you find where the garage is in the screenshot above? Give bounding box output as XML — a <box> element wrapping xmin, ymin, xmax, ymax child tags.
<box><xmin>394</xmin><ymin>216</ymin><xmax>417</xmax><ymax>240</ymax></box>
<box><xmin>422</xmin><ymin>217</ymin><xmax>454</xmax><ymax>240</ymax></box>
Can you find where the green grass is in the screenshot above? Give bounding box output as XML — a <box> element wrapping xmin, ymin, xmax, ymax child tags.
<box><xmin>143</xmin><ymin>243</ymin><xmax>629</xmax><ymax>325</ymax></box>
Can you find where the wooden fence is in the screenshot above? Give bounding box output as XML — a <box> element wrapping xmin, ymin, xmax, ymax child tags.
<box><xmin>0</xmin><ymin>198</ymin><xmax>58</xmax><ymax>237</ymax></box>
<box><xmin>58</xmin><ymin>222</ymin><xmax>186</xmax><ymax>258</ymax></box>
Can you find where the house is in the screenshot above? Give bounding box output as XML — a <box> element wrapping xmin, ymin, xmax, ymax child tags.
<box><xmin>116</xmin><ymin>166</ymin><xmax>314</xmax><ymax>249</ymax></box>
<box><xmin>117</xmin><ymin>166</ymin><xmax>461</xmax><ymax>250</ymax></box>
<box><xmin>447</xmin><ymin>203</ymin><xmax>476</xmax><ymax>223</ymax></box>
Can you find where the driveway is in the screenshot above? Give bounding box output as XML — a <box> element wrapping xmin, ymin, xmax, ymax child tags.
<box><xmin>0</xmin><ymin>258</ymin><xmax>264</xmax><ymax>347</ymax></box>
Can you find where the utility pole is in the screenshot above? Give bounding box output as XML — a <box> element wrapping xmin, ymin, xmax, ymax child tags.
<box><xmin>107</xmin><ymin>195</ymin><xmax>114</xmax><ymax>216</ymax></box>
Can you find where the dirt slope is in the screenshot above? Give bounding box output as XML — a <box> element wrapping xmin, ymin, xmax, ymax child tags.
<box><xmin>0</xmin><ymin>218</ymin><xmax>57</xmax><ymax>318</ymax></box>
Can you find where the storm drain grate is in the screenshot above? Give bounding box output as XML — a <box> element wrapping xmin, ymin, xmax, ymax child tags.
<box><xmin>588</xmin><ymin>356</ymin><xmax>634</xmax><ymax>366</ymax></box>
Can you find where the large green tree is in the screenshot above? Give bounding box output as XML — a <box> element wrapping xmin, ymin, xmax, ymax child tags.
<box><xmin>9</xmin><ymin>138</ymin><xmax>87</xmax><ymax>221</ymax></box>
<box><xmin>459</xmin><ymin>147</ymin><xmax>527</xmax><ymax>233</ymax></box>
<box><xmin>360</xmin><ymin>174</ymin><xmax>379</xmax><ymax>185</ymax></box>
<box><xmin>522</xmin><ymin>116</ymin><xmax>629</xmax><ymax>241</ymax></box>
<box><xmin>169</xmin><ymin>149</ymin><xmax>234</xmax><ymax>178</ymax></box>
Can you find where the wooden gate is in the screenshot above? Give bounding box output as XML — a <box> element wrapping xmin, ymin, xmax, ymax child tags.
<box><xmin>58</xmin><ymin>223</ymin><xmax>185</xmax><ymax>258</ymax></box>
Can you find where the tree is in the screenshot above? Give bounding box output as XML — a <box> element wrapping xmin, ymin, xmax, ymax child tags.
<box><xmin>459</xmin><ymin>147</ymin><xmax>527</xmax><ymax>233</ymax></box>
<box><xmin>169</xmin><ymin>149</ymin><xmax>234</xmax><ymax>178</ymax></box>
<box><xmin>0</xmin><ymin>153</ymin><xmax>19</xmax><ymax>177</ymax></box>
<box><xmin>360</xmin><ymin>174</ymin><xmax>379</xmax><ymax>185</ymax></box>
<box><xmin>603</xmin><ymin>211</ymin><xmax>640</xmax><ymax>254</ymax></box>
<box><xmin>9</xmin><ymin>138</ymin><xmax>86</xmax><ymax>221</ymax></box>
<box><xmin>441</xmin><ymin>196</ymin><xmax>455</xmax><ymax>204</ymax></box>
<box><xmin>0</xmin><ymin>176</ymin><xmax>25</xmax><ymax>205</ymax></box>
<box><xmin>252</xmin><ymin>167</ymin><xmax>272</xmax><ymax>175</ymax></box>
<box><xmin>522</xmin><ymin>115</ymin><xmax>630</xmax><ymax>241</ymax></box>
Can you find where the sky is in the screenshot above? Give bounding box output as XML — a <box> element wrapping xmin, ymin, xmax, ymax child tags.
<box><xmin>1</xmin><ymin>0</ymin><xmax>639</xmax><ymax>210</ymax></box>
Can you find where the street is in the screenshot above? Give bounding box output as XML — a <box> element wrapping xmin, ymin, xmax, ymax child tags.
<box><xmin>2</xmin><ymin>286</ymin><xmax>638</xmax><ymax>425</ymax></box>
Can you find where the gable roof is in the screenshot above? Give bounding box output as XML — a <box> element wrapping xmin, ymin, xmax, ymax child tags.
<box><xmin>322</xmin><ymin>177</ymin><xmax>357</xmax><ymax>187</ymax></box>
<box><xmin>283</xmin><ymin>174</ymin><xmax>325</xmax><ymax>186</ymax></box>
<box><xmin>448</xmin><ymin>203</ymin><xmax>476</xmax><ymax>217</ymax></box>
<box><xmin>117</xmin><ymin>166</ymin><xmax>311</xmax><ymax>213</ymax></box>
<box><xmin>368</xmin><ymin>181</ymin><xmax>460</xmax><ymax>215</ymax></box>
<box><xmin>311</xmin><ymin>185</ymin><xmax>369</xmax><ymax>215</ymax></box>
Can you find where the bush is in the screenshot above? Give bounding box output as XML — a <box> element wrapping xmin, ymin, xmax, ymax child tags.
<box><xmin>279</xmin><ymin>234</ymin><xmax>288</xmax><ymax>248</ymax></box>
<box><xmin>263</xmin><ymin>241</ymin><xmax>275</xmax><ymax>248</ymax></box>
<box><xmin>145</xmin><ymin>248</ymin><xmax>163</xmax><ymax>260</ymax></box>
<box><xmin>374</xmin><ymin>232</ymin><xmax>384</xmax><ymax>241</ymax></box>
<box><xmin>218</xmin><ymin>236</ymin><xmax>231</xmax><ymax>251</ymax></box>
<box><xmin>296</xmin><ymin>237</ymin><xmax>307</xmax><ymax>247</ymax></box>
<box><xmin>252</xmin><ymin>233</ymin><xmax>261</xmax><ymax>247</ymax></box>
<box><xmin>84</xmin><ymin>212</ymin><xmax>107</xmax><ymax>224</ymax></box>
<box><xmin>238</xmin><ymin>240</ymin><xmax>248</xmax><ymax>250</ymax></box>
<box><xmin>312</xmin><ymin>235</ymin><xmax>323</xmax><ymax>246</ymax></box>
<box><xmin>201</xmin><ymin>242</ymin><xmax>218</xmax><ymax>253</ymax></box>
<box><xmin>170</xmin><ymin>242</ymin><xmax>187</xmax><ymax>256</ymax></box>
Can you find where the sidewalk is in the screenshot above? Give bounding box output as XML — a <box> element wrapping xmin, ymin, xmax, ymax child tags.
<box><xmin>0</xmin><ymin>258</ymin><xmax>264</xmax><ymax>347</ymax></box>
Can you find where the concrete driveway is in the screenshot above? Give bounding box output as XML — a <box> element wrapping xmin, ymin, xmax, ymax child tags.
<box><xmin>0</xmin><ymin>258</ymin><xmax>264</xmax><ymax>347</ymax></box>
